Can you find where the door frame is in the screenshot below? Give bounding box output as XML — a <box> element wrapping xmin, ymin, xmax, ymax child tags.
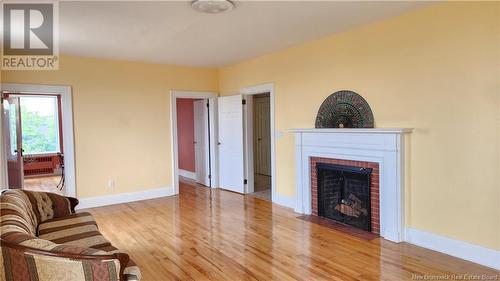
<box><xmin>170</xmin><ymin>90</ymin><xmax>218</xmax><ymax>195</ymax></box>
<box><xmin>240</xmin><ymin>83</ymin><xmax>276</xmax><ymax>202</ymax></box>
<box><xmin>0</xmin><ymin>83</ymin><xmax>76</xmax><ymax>197</ymax></box>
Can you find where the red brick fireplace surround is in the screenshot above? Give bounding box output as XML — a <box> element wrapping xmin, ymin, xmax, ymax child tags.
<box><xmin>310</xmin><ymin>157</ymin><xmax>380</xmax><ymax>234</ymax></box>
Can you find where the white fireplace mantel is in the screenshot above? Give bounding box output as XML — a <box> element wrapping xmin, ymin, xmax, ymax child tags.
<box><xmin>291</xmin><ymin>128</ymin><xmax>413</xmax><ymax>243</ymax></box>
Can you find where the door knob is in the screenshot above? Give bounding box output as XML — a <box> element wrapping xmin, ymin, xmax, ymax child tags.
<box><xmin>218</xmin><ymin>142</ymin><xmax>221</xmax><ymax>145</ymax></box>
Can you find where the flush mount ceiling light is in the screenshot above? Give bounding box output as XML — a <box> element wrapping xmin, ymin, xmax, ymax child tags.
<box><xmin>192</xmin><ymin>0</ymin><xmax>234</xmax><ymax>14</ymax></box>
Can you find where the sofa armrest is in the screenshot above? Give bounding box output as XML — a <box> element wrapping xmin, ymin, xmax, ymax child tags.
<box><xmin>67</xmin><ymin>196</ymin><xmax>80</xmax><ymax>213</ymax></box>
<box><xmin>0</xmin><ymin>239</ymin><xmax>129</xmax><ymax>280</ymax></box>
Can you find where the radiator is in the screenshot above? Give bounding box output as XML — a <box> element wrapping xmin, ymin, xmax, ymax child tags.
<box><xmin>23</xmin><ymin>155</ymin><xmax>60</xmax><ymax>177</ymax></box>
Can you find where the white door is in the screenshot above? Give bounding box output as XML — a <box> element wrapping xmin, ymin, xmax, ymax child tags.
<box><xmin>254</xmin><ymin>96</ymin><xmax>271</xmax><ymax>176</ymax></box>
<box><xmin>2</xmin><ymin>96</ymin><xmax>24</xmax><ymax>188</ymax></box>
<box><xmin>217</xmin><ymin>95</ymin><xmax>245</xmax><ymax>193</ymax></box>
<box><xmin>194</xmin><ymin>100</ymin><xmax>210</xmax><ymax>186</ymax></box>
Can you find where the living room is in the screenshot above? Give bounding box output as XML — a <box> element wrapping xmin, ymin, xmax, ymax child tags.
<box><xmin>0</xmin><ymin>1</ymin><xmax>499</xmax><ymax>280</ymax></box>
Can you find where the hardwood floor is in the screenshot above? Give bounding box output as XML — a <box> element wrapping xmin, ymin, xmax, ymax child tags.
<box><xmin>250</xmin><ymin>174</ymin><xmax>272</xmax><ymax>201</ymax></box>
<box><xmin>24</xmin><ymin>175</ymin><xmax>64</xmax><ymax>195</ymax></box>
<box><xmin>86</xmin><ymin>181</ymin><xmax>499</xmax><ymax>281</ymax></box>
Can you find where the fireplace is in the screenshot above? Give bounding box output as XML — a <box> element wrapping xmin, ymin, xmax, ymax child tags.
<box><xmin>317</xmin><ymin>163</ymin><xmax>372</xmax><ymax>231</ymax></box>
<box><xmin>311</xmin><ymin>157</ymin><xmax>380</xmax><ymax>233</ymax></box>
<box><xmin>291</xmin><ymin>92</ymin><xmax>411</xmax><ymax>242</ymax></box>
<box><xmin>292</xmin><ymin>128</ymin><xmax>412</xmax><ymax>242</ymax></box>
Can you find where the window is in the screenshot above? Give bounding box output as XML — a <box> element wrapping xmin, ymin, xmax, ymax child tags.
<box><xmin>20</xmin><ymin>96</ymin><xmax>60</xmax><ymax>154</ymax></box>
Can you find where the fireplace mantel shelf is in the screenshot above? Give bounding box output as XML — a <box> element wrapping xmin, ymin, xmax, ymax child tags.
<box><xmin>289</xmin><ymin>128</ymin><xmax>413</xmax><ymax>134</ymax></box>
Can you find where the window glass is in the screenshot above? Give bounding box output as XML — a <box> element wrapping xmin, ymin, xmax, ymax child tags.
<box><xmin>20</xmin><ymin>96</ymin><xmax>60</xmax><ymax>154</ymax></box>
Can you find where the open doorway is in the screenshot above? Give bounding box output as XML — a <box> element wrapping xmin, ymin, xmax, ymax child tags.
<box><xmin>243</xmin><ymin>93</ymin><xmax>272</xmax><ymax>201</ymax></box>
<box><xmin>0</xmin><ymin>83</ymin><xmax>77</xmax><ymax>197</ymax></box>
<box><xmin>2</xmin><ymin>93</ymin><xmax>64</xmax><ymax>194</ymax></box>
<box><xmin>176</xmin><ymin>98</ymin><xmax>210</xmax><ymax>187</ymax></box>
<box><xmin>250</xmin><ymin>93</ymin><xmax>271</xmax><ymax>200</ymax></box>
<box><xmin>216</xmin><ymin>83</ymin><xmax>276</xmax><ymax>201</ymax></box>
<box><xmin>171</xmin><ymin>91</ymin><xmax>218</xmax><ymax>195</ymax></box>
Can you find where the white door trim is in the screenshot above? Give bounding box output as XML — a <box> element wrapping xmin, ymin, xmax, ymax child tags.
<box><xmin>240</xmin><ymin>83</ymin><xmax>276</xmax><ymax>202</ymax></box>
<box><xmin>170</xmin><ymin>90</ymin><xmax>218</xmax><ymax>195</ymax></box>
<box><xmin>0</xmin><ymin>83</ymin><xmax>76</xmax><ymax>198</ymax></box>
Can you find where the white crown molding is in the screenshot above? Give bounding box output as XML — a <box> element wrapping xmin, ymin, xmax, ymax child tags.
<box><xmin>76</xmin><ymin>186</ymin><xmax>174</xmax><ymax>210</ymax></box>
<box><xmin>405</xmin><ymin>228</ymin><xmax>500</xmax><ymax>270</ymax></box>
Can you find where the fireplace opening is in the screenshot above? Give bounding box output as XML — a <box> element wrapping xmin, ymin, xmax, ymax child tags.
<box><xmin>317</xmin><ymin>163</ymin><xmax>372</xmax><ymax>231</ymax></box>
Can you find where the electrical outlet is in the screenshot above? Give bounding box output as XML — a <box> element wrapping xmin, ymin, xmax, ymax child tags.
<box><xmin>107</xmin><ymin>180</ymin><xmax>115</xmax><ymax>188</ymax></box>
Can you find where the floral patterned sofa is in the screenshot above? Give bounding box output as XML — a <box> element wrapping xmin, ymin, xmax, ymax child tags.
<box><xmin>0</xmin><ymin>189</ymin><xmax>141</xmax><ymax>281</ymax></box>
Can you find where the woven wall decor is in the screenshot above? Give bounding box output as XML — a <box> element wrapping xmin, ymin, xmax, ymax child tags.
<box><xmin>315</xmin><ymin>90</ymin><xmax>374</xmax><ymax>128</ymax></box>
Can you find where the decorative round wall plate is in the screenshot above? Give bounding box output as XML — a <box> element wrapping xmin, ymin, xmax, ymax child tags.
<box><xmin>315</xmin><ymin>90</ymin><xmax>374</xmax><ymax>128</ymax></box>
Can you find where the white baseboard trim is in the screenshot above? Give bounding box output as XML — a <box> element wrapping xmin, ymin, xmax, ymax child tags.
<box><xmin>273</xmin><ymin>193</ymin><xmax>295</xmax><ymax>209</ymax></box>
<box><xmin>405</xmin><ymin>228</ymin><xmax>500</xmax><ymax>270</ymax></box>
<box><xmin>178</xmin><ymin>169</ymin><xmax>196</xmax><ymax>180</ymax></box>
<box><xmin>77</xmin><ymin>186</ymin><xmax>175</xmax><ymax>210</ymax></box>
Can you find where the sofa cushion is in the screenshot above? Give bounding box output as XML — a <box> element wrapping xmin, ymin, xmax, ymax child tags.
<box><xmin>38</xmin><ymin>218</ymin><xmax>142</xmax><ymax>281</ymax></box>
<box><xmin>1</xmin><ymin>231</ymin><xmax>107</xmax><ymax>255</ymax></box>
<box><xmin>38</xmin><ymin>212</ymin><xmax>111</xmax><ymax>249</ymax></box>
<box><xmin>2</xmin><ymin>189</ymin><xmax>75</xmax><ymax>223</ymax></box>
<box><xmin>23</xmin><ymin>190</ymin><xmax>74</xmax><ymax>223</ymax></box>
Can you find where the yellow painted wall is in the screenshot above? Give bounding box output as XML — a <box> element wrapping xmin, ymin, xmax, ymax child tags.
<box><xmin>2</xmin><ymin>56</ymin><xmax>218</xmax><ymax>198</ymax></box>
<box><xmin>218</xmin><ymin>2</ymin><xmax>500</xmax><ymax>250</ymax></box>
<box><xmin>1</xmin><ymin>2</ymin><xmax>498</xmax><ymax>251</ymax></box>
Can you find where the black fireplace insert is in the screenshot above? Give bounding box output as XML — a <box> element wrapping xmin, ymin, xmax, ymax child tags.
<box><xmin>317</xmin><ymin>163</ymin><xmax>372</xmax><ymax>231</ymax></box>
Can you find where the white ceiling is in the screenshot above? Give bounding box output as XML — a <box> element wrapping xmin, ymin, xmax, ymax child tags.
<box><xmin>60</xmin><ymin>1</ymin><xmax>430</xmax><ymax>67</ymax></box>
